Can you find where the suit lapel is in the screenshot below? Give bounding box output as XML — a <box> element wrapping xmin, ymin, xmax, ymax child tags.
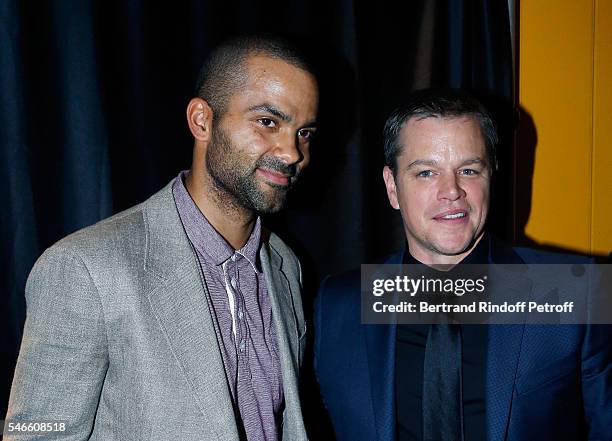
<box><xmin>486</xmin><ymin>324</ymin><xmax>524</xmax><ymax>441</ymax></box>
<box><xmin>486</xmin><ymin>239</ymin><xmax>530</xmax><ymax>441</ymax></box>
<box><xmin>146</xmin><ymin>268</ymin><xmax>239</xmax><ymax>441</ymax></box>
<box><xmin>366</xmin><ymin>250</ymin><xmax>403</xmax><ymax>441</ymax></box>
<box><xmin>366</xmin><ymin>323</ymin><xmax>396</xmax><ymax>441</ymax></box>
<box><xmin>261</xmin><ymin>242</ymin><xmax>299</xmax><ymax>370</ymax></box>
<box><xmin>143</xmin><ymin>182</ymin><xmax>239</xmax><ymax>441</ymax></box>
<box><xmin>260</xmin><ymin>240</ymin><xmax>305</xmax><ymax>437</ymax></box>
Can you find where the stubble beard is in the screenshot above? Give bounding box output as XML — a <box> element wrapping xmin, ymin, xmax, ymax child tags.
<box><xmin>205</xmin><ymin>125</ymin><xmax>295</xmax><ymax>215</ymax></box>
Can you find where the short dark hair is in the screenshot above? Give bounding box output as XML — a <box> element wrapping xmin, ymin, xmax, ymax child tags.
<box><xmin>194</xmin><ymin>35</ymin><xmax>315</xmax><ymax>119</ymax></box>
<box><xmin>383</xmin><ymin>88</ymin><xmax>499</xmax><ymax>172</ymax></box>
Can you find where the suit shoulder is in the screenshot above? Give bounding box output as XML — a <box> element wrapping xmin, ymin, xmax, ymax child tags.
<box><xmin>320</xmin><ymin>269</ymin><xmax>361</xmax><ymax>295</ymax></box>
<box><xmin>48</xmin><ymin>180</ymin><xmax>176</xmax><ymax>260</ymax></box>
<box><xmin>52</xmin><ymin>202</ymin><xmax>146</xmax><ymax>256</ymax></box>
<box><xmin>316</xmin><ymin>269</ymin><xmax>362</xmax><ymax>315</ymax></box>
<box><xmin>319</xmin><ymin>250</ymin><xmax>402</xmax><ymax>296</ymax></box>
<box><xmin>31</xmin><ymin>199</ymin><xmax>151</xmax><ymax>285</ymax></box>
<box><xmin>25</xmin><ymin>204</ymin><xmax>148</xmax><ymax>307</ymax></box>
<box><xmin>514</xmin><ymin>246</ymin><xmax>593</xmax><ymax>264</ymax></box>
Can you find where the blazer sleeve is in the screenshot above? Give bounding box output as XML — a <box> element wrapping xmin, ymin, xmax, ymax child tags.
<box><xmin>5</xmin><ymin>244</ymin><xmax>109</xmax><ymax>440</ymax></box>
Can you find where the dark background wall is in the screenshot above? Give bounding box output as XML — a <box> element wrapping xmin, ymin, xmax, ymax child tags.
<box><xmin>1</xmin><ymin>0</ymin><xmax>513</xmax><ymax>419</ymax></box>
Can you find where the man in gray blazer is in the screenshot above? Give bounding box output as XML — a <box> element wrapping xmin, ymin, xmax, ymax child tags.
<box><xmin>5</xmin><ymin>36</ymin><xmax>318</xmax><ymax>441</ymax></box>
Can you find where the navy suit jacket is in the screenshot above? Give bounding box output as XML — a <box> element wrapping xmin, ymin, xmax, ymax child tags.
<box><xmin>314</xmin><ymin>239</ymin><xmax>612</xmax><ymax>441</ymax></box>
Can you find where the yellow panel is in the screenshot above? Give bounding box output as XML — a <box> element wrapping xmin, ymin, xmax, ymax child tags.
<box><xmin>591</xmin><ymin>0</ymin><xmax>612</xmax><ymax>255</ymax></box>
<box><xmin>519</xmin><ymin>0</ymin><xmax>594</xmax><ymax>253</ymax></box>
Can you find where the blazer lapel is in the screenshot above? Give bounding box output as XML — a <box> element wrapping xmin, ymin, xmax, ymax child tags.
<box><xmin>486</xmin><ymin>239</ymin><xmax>530</xmax><ymax>441</ymax></box>
<box><xmin>366</xmin><ymin>323</ymin><xmax>396</xmax><ymax>441</ymax></box>
<box><xmin>143</xmin><ymin>182</ymin><xmax>239</xmax><ymax>441</ymax></box>
<box><xmin>366</xmin><ymin>250</ymin><xmax>403</xmax><ymax>441</ymax></box>
<box><xmin>260</xmin><ymin>241</ymin><xmax>306</xmax><ymax>437</ymax></box>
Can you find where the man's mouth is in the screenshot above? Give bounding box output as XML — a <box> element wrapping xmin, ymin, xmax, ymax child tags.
<box><xmin>257</xmin><ymin>168</ymin><xmax>293</xmax><ymax>187</ymax></box>
<box><xmin>433</xmin><ymin>210</ymin><xmax>469</xmax><ymax>222</ymax></box>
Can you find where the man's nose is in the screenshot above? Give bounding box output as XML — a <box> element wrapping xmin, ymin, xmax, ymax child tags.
<box><xmin>273</xmin><ymin>131</ymin><xmax>303</xmax><ymax>165</ymax></box>
<box><xmin>437</xmin><ymin>173</ymin><xmax>466</xmax><ymax>201</ymax></box>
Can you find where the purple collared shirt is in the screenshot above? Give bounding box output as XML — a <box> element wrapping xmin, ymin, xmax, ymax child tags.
<box><xmin>172</xmin><ymin>171</ymin><xmax>284</xmax><ymax>440</ymax></box>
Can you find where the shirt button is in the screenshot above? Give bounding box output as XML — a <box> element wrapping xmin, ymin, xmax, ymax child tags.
<box><xmin>231</xmin><ymin>254</ymin><xmax>236</xmax><ymax>262</ymax></box>
<box><xmin>239</xmin><ymin>340</ymin><xmax>245</xmax><ymax>352</ymax></box>
<box><xmin>238</xmin><ymin>310</ymin><xmax>244</xmax><ymax>320</ymax></box>
<box><xmin>230</xmin><ymin>278</ymin><xmax>237</xmax><ymax>289</ymax></box>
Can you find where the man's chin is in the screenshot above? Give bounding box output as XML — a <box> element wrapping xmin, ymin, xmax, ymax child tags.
<box><xmin>432</xmin><ymin>232</ymin><xmax>485</xmax><ymax>257</ymax></box>
<box><xmin>251</xmin><ymin>193</ymin><xmax>289</xmax><ymax>214</ymax></box>
<box><xmin>431</xmin><ymin>238</ymin><xmax>475</xmax><ymax>256</ymax></box>
<box><xmin>236</xmin><ymin>179</ymin><xmax>289</xmax><ymax>214</ymax></box>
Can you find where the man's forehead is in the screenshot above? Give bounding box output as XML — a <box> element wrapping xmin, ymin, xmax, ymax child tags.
<box><xmin>401</xmin><ymin>114</ymin><xmax>481</xmax><ymax>134</ymax></box>
<box><xmin>228</xmin><ymin>55</ymin><xmax>317</xmax><ymax>120</ymax></box>
<box><xmin>244</xmin><ymin>54</ymin><xmax>315</xmax><ymax>85</ymax></box>
<box><xmin>398</xmin><ymin>115</ymin><xmax>486</xmax><ymax>158</ymax></box>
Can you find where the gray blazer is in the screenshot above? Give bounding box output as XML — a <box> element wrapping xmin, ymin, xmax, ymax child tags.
<box><xmin>6</xmin><ymin>180</ymin><xmax>308</xmax><ymax>440</ymax></box>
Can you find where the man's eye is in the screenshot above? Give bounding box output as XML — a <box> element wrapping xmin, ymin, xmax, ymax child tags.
<box><xmin>298</xmin><ymin>129</ymin><xmax>314</xmax><ymax>140</ymax></box>
<box><xmin>417</xmin><ymin>170</ymin><xmax>434</xmax><ymax>178</ymax></box>
<box><xmin>258</xmin><ymin>118</ymin><xmax>276</xmax><ymax>128</ymax></box>
<box><xmin>460</xmin><ymin>169</ymin><xmax>479</xmax><ymax>176</ymax></box>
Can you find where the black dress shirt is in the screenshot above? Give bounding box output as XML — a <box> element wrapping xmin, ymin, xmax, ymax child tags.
<box><xmin>396</xmin><ymin>235</ymin><xmax>489</xmax><ymax>441</ymax></box>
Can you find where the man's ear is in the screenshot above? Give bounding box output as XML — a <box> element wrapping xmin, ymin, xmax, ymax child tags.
<box><xmin>187</xmin><ymin>97</ymin><xmax>213</xmax><ymax>142</ymax></box>
<box><xmin>383</xmin><ymin>165</ymin><xmax>400</xmax><ymax>210</ymax></box>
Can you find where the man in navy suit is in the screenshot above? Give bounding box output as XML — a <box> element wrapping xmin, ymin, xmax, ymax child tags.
<box><xmin>314</xmin><ymin>89</ymin><xmax>612</xmax><ymax>441</ymax></box>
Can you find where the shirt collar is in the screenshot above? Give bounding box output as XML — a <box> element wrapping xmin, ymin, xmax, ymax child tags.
<box><xmin>172</xmin><ymin>170</ymin><xmax>262</xmax><ymax>272</ymax></box>
<box><xmin>236</xmin><ymin>217</ymin><xmax>262</xmax><ymax>272</ymax></box>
